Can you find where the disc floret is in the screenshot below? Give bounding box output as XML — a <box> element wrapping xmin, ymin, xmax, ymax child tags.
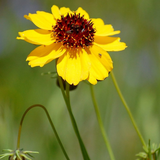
<box><xmin>53</xmin><ymin>13</ymin><xmax>95</xmax><ymax>48</ymax></box>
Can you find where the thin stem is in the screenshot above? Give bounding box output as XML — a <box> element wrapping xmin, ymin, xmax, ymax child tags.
<box><xmin>90</xmin><ymin>84</ymin><xmax>115</xmax><ymax>160</ymax></box>
<box><xmin>16</xmin><ymin>104</ymin><xmax>70</xmax><ymax>160</ymax></box>
<box><xmin>58</xmin><ymin>76</ymin><xmax>90</xmax><ymax>160</ymax></box>
<box><xmin>148</xmin><ymin>140</ymin><xmax>152</xmax><ymax>160</ymax></box>
<box><xmin>66</xmin><ymin>83</ymin><xmax>90</xmax><ymax>159</ymax></box>
<box><xmin>110</xmin><ymin>71</ymin><xmax>146</xmax><ymax>147</ymax></box>
<box><xmin>66</xmin><ymin>81</ymin><xmax>70</xmax><ymax>100</ymax></box>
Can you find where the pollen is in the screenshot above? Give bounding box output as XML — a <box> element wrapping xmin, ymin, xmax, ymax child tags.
<box><xmin>53</xmin><ymin>13</ymin><xmax>95</xmax><ymax>48</ymax></box>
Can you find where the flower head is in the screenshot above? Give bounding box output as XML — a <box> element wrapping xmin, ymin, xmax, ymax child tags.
<box><xmin>0</xmin><ymin>149</ymin><xmax>38</xmax><ymax>160</ymax></box>
<box><xmin>17</xmin><ymin>5</ymin><xmax>127</xmax><ymax>85</ymax></box>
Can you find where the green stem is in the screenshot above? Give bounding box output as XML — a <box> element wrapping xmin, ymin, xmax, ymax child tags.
<box><xmin>16</xmin><ymin>104</ymin><xmax>70</xmax><ymax>160</ymax></box>
<box><xmin>110</xmin><ymin>71</ymin><xmax>146</xmax><ymax>147</ymax></box>
<box><xmin>148</xmin><ymin>140</ymin><xmax>152</xmax><ymax>160</ymax></box>
<box><xmin>58</xmin><ymin>76</ymin><xmax>90</xmax><ymax>160</ymax></box>
<box><xmin>90</xmin><ymin>84</ymin><xmax>115</xmax><ymax>160</ymax></box>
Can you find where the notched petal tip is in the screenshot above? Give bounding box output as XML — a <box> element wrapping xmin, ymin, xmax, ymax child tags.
<box><xmin>124</xmin><ymin>43</ymin><xmax>128</xmax><ymax>48</ymax></box>
<box><xmin>16</xmin><ymin>36</ymin><xmax>24</xmax><ymax>40</ymax></box>
<box><xmin>28</xmin><ymin>61</ymin><xmax>44</xmax><ymax>68</ymax></box>
<box><xmin>16</xmin><ymin>32</ymin><xmax>25</xmax><ymax>40</ymax></box>
<box><xmin>24</xmin><ymin>14</ymin><xmax>31</xmax><ymax>20</ymax></box>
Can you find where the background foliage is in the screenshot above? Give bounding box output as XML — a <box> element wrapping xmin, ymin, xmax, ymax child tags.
<box><xmin>0</xmin><ymin>0</ymin><xmax>160</xmax><ymax>159</ymax></box>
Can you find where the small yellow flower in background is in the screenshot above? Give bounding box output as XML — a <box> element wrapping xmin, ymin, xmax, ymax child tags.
<box><xmin>17</xmin><ymin>5</ymin><xmax>127</xmax><ymax>85</ymax></box>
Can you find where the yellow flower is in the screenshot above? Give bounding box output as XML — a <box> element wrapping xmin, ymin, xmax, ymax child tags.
<box><xmin>17</xmin><ymin>5</ymin><xmax>127</xmax><ymax>85</ymax></box>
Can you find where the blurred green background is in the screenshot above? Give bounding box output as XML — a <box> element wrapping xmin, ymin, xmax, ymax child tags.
<box><xmin>0</xmin><ymin>0</ymin><xmax>160</xmax><ymax>159</ymax></box>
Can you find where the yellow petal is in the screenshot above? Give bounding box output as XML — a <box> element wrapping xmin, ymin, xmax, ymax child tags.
<box><xmin>56</xmin><ymin>52</ymin><xmax>68</xmax><ymax>80</ymax></box>
<box><xmin>76</xmin><ymin>7</ymin><xmax>89</xmax><ymax>19</ymax></box>
<box><xmin>65</xmin><ymin>51</ymin><xmax>82</xmax><ymax>85</ymax></box>
<box><xmin>94</xmin><ymin>36</ymin><xmax>119</xmax><ymax>44</ymax></box>
<box><xmin>26</xmin><ymin>43</ymin><xmax>66</xmax><ymax>67</ymax></box>
<box><xmin>92</xmin><ymin>18</ymin><xmax>120</xmax><ymax>36</ymax></box>
<box><xmin>79</xmin><ymin>49</ymin><xmax>91</xmax><ymax>80</ymax></box>
<box><xmin>51</xmin><ymin>5</ymin><xmax>61</xmax><ymax>19</ymax></box>
<box><xmin>94</xmin><ymin>37</ymin><xmax>127</xmax><ymax>51</ymax></box>
<box><xmin>57</xmin><ymin>49</ymin><xmax>91</xmax><ymax>85</ymax></box>
<box><xmin>95</xmin><ymin>25</ymin><xmax>120</xmax><ymax>36</ymax></box>
<box><xmin>92</xmin><ymin>18</ymin><xmax>105</xmax><ymax>28</ymax></box>
<box><xmin>57</xmin><ymin>49</ymin><xmax>82</xmax><ymax>85</ymax></box>
<box><xmin>95</xmin><ymin>28</ymin><xmax>120</xmax><ymax>36</ymax></box>
<box><xmin>17</xmin><ymin>36</ymin><xmax>41</xmax><ymax>45</ymax></box>
<box><xmin>26</xmin><ymin>12</ymin><xmax>53</xmax><ymax>30</ymax></box>
<box><xmin>60</xmin><ymin>7</ymin><xmax>72</xmax><ymax>16</ymax></box>
<box><xmin>89</xmin><ymin>44</ymin><xmax>113</xmax><ymax>72</ymax></box>
<box><xmin>85</xmin><ymin>46</ymin><xmax>110</xmax><ymax>84</ymax></box>
<box><xmin>36</xmin><ymin>11</ymin><xmax>56</xmax><ymax>25</ymax></box>
<box><xmin>24</xmin><ymin>11</ymin><xmax>56</xmax><ymax>25</ymax></box>
<box><xmin>17</xmin><ymin>29</ymin><xmax>55</xmax><ymax>45</ymax></box>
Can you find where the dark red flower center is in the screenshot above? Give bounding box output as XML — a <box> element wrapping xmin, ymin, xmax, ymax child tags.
<box><xmin>52</xmin><ymin>13</ymin><xmax>95</xmax><ymax>49</ymax></box>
